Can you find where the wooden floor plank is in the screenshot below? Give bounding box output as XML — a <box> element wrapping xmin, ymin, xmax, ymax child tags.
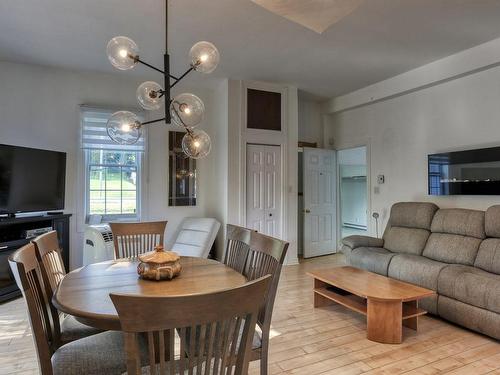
<box><xmin>0</xmin><ymin>253</ymin><xmax>499</xmax><ymax>375</ymax></box>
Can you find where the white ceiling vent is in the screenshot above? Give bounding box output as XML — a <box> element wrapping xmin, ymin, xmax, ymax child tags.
<box><xmin>251</xmin><ymin>0</ymin><xmax>364</xmax><ymax>34</ymax></box>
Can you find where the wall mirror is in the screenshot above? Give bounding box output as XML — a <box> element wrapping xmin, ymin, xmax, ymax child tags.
<box><xmin>168</xmin><ymin>131</ymin><xmax>197</xmax><ymax>206</ymax></box>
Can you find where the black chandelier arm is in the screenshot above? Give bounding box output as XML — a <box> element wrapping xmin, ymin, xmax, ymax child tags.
<box><xmin>141</xmin><ymin>117</ymin><xmax>167</xmax><ymax>126</ymax></box>
<box><xmin>169</xmin><ymin>66</ymin><xmax>194</xmax><ymax>88</ymax></box>
<box><xmin>133</xmin><ymin>57</ymin><xmax>165</xmax><ymax>74</ymax></box>
<box><xmin>134</xmin><ymin>56</ymin><xmax>181</xmax><ymax>81</ymax></box>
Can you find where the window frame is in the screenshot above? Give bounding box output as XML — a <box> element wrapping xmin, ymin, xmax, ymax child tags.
<box><xmin>84</xmin><ymin>149</ymin><xmax>143</xmax><ymax>222</ymax></box>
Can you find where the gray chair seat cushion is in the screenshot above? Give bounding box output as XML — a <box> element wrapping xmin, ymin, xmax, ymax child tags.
<box><xmin>388</xmin><ymin>254</ymin><xmax>447</xmax><ymax>314</ymax></box>
<box><xmin>437</xmin><ymin>265</ymin><xmax>500</xmax><ymax>314</ymax></box>
<box><xmin>60</xmin><ymin>315</ymin><xmax>103</xmax><ymax>343</ymax></box>
<box><xmin>130</xmin><ymin>359</ymin><xmax>217</xmax><ymax>375</ymax></box>
<box><xmin>349</xmin><ymin>247</ymin><xmax>395</xmax><ymax>276</ymax></box>
<box><xmin>52</xmin><ymin>331</ymin><xmax>147</xmax><ymax>375</ymax></box>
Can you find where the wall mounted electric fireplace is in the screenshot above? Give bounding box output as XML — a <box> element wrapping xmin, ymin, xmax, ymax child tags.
<box><xmin>428</xmin><ymin>146</ymin><xmax>500</xmax><ymax>195</ymax></box>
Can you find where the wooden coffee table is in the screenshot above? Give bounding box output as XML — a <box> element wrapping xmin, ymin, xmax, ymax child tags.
<box><xmin>307</xmin><ymin>266</ymin><xmax>436</xmax><ymax>344</ymax></box>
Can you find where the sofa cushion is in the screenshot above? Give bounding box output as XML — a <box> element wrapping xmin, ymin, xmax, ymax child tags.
<box><xmin>437</xmin><ymin>265</ymin><xmax>500</xmax><ymax>314</ymax></box>
<box><xmin>388</xmin><ymin>254</ymin><xmax>447</xmax><ymax>314</ymax></box>
<box><xmin>422</xmin><ymin>208</ymin><xmax>485</xmax><ymax>265</ymax></box>
<box><xmin>349</xmin><ymin>247</ymin><xmax>395</xmax><ymax>276</ymax></box>
<box><xmin>384</xmin><ymin>227</ymin><xmax>430</xmax><ymax>255</ymax></box>
<box><xmin>387</xmin><ymin>202</ymin><xmax>439</xmax><ymax>230</ymax></box>
<box><xmin>382</xmin><ymin>202</ymin><xmax>438</xmax><ymax>256</ymax></box>
<box><xmin>342</xmin><ymin>235</ymin><xmax>384</xmax><ymax>250</ymax></box>
<box><xmin>485</xmin><ymin>205</ymin><xmax>500</xmax><ymax>238</ymax></box>
<box><xmin>438</xmin><ymin>296</ymin><xmax>500</xmax><ymax>341</ymax></box>
<box><xmin>474</xmin><ymin>238</ymin><xmax>500</xmax><ymax>275</ymax></box>
<box><xmin>430</xmin><ymin>208</ymin><xmax>485</xmax><ymax>239</ymax></box>
<box><xmin>422</xmin><ymin>233</ymin><xmax>482</xmax><ymax>265</ymax></box>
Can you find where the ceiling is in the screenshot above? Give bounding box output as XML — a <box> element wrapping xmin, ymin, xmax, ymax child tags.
<box><xmin>2</xmin><ymin>0</ymin><xmax>500</xmax><ymax>99</ymax></box>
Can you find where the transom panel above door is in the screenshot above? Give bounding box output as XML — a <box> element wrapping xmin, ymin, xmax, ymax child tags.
<box><xmin>246</xmin><ymin>144</ymin><xmax>282</xmax><ymax>238</ymax></box>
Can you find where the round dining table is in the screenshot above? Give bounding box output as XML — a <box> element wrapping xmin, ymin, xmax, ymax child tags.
<box><xmin>53</xmin><ymin>256</ymin><xmax>247</xmax><ymax>331</ymax></box>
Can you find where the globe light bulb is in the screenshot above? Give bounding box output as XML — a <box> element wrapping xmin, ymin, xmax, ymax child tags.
<box><xmin>106</xmin><ymin>36</ymin><xmax>139</xmax><ymax>70</ymax></box>
<box><xmin>106</xmin><ymin>111</ymin><xmax>142</xmax><ymax>145</ymax></box>
<box><xmin>170</xmin><ymin>93</ymin><xmax>205</xmax><ymax>128</ymax></box>
<box><xmin>182</xmin><ymin>129</ymin><xmax>211</xmax><ymax>159</ymax></box>
<box><xmin>189</xmin><ymin>41</ymin><xmax>220</xmax><ymax>73</ymax></box>
<box><xmin>136</xmin><ymin>81</ymin><xmax>164</xmax><ymax>110</ymax></box>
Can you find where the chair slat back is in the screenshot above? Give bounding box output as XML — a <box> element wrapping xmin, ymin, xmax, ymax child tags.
<box><xmin>111</xmin><ymin>276</ymin><xmax>271</xmax><ymax>375</ymax></box>
<box><xmin>223</xmin><ymin>225</ymin><xmax>253</xmax><ymax>274</ymax></box>
<box><xmin>110</xmin><ymin>221</ymin><xmax>167</xmax><ymax>259</ymax></box>
<box><xmin>9</xmin><ymin>243</ymin><xmax>54</xmax><ymax>375</ymax></box>
<box><xmin>245</xmin><ymin>231</ymin><xmax>288</xmax><ymax>329</ymax></box>
<box><xmin>32</xmin><ymin>230</ymin><xmax>66</xmax><ymax>347</ymax></box>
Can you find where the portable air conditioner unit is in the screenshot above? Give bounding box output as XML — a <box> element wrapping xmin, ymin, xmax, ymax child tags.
<box><xmin>83</xmin><ymin>224</ymin><xmax>115</xmax><ymax>266</ymax></box>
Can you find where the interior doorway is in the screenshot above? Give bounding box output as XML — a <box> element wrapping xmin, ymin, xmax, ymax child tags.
<box><xmin>337</xmin><ymin>146</ymin><xmax>368</xmax><ymax>241</ymax></box>
<box><xmin>298</xmin><ymin>147</ymin><xmax>337</xmax><ymax>258</ymax></box>
<box><xmin>246</xmin><ymin>144</ymin><xmax>282</xmax><ymax>238</ymax></box>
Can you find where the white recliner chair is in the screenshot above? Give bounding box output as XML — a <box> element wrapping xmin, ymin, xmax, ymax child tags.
<box><xmin>171</xmin><ymin>218</ymin><xmax>221</xmax><ymax>258</ymax></box>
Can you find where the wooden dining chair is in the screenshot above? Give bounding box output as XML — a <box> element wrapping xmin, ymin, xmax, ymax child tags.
<box><xmin>32</xmin><ymin>231</ymin><xmax>103</xmax><ymax>348</ymax></box>
<box><xmin>9</xmin><ymin>243</ymin><xmax>146</xmax><ymax>375</ymax></box>
<box><xmin>245</xmin><ymin>231</ymin><xmax>289</xmax><ymax>375</ymax></box>
<box><xmin>111</xmin><ymin>275</ymin><xmax>272</xmax><ymax>375</ymax></box>
<box><xmin>109</xmin><ymin>221</ymin><xmax>167</xmax><ymax>259</ymax></box>
<box><xmin>223</xmin><ymin>224</ymin><xmax>253</xmax><ymax>274</ymax></box>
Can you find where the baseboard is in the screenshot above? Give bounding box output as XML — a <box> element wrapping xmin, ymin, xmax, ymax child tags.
<box><xmin>285</xmin><ymin>257</ymin><xmax>299</xmax><ymax>266</ymax></box>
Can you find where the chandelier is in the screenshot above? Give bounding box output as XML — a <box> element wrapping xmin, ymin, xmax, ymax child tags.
<box><xmin>105</xmin><ymin>1</ymin><xmax>219</xmax><ymax>159</ymax></box>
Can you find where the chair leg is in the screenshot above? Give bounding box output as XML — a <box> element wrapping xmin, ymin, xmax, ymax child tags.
<box><xmin>260</xmin><ymin>354</ymin><xmax>268</xmax><ymax>375</ymax></box>
<box><xmin>259</xmin><ymin>341</ymin><xmax>269</xmax><ymax>375</ymax></box>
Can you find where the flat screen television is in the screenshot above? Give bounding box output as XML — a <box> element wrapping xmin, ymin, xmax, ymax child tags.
<box><xmin>428</xmin><ymin>146</ymin><xmax>500</xmax><ymax>195</ymax></box>
<box><xmin>0</xmin><ymin>144</ymin><xmax>66</xmax><ymax>214</ymax></box>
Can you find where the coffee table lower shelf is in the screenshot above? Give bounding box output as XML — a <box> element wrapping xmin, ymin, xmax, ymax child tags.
<box><xmin>314</xmin><ymin>287</ymin><xmax>428</xmax><ymax>320</ymax></box>
<box><xmin>312</xmin><ymin>283</ymin><xmax>430</xmax><ymax>344</ymax></box>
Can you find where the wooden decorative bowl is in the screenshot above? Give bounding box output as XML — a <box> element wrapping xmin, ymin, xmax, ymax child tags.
<box><xmin>137</xmin><ymin>245</ymin><xmax>181</xmax><ymax>281</ymax></box>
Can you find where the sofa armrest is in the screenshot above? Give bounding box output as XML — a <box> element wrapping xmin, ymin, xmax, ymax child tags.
<box><xmin>342</xmin><ymin>235</ymin><xmax>384</xmax><ymax>250</ymax></box>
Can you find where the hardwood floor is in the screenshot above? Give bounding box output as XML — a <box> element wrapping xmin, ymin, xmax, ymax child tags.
<box><xmin>1</xmin><ymin>254</ymin><xmax>499</xmax><ymax>374</ymax></box>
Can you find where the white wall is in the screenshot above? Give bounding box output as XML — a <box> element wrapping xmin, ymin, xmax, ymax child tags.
<box><xmin>0</xmin><ymin>61</ymin><xmax>226</xmax><ymax>268</ymax></box>
<box><xmin>298</xmin><ymin>98</ymin><xmax>323</xmax><ymax>147</ymax></box>
<box><xmin>325</xmin><ymin>60</ymin><xmax>500</xmax><ymax>232</ymax></box>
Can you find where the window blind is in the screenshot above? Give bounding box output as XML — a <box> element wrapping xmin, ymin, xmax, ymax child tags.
<box><xmin>80</xmin><ymin>107</ymin><xmax>146</xmax><ymax>152</ymax></box>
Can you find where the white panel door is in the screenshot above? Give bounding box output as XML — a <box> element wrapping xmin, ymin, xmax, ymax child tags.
<box><xmin>303</xmin><ymin>148</ymin><xmax>336</xmax><ymax>258</ymax></box>
<box><xmin>246</xmin><ymin>144</ymin><xmax>282</xmax><ymax>237</ymax></box>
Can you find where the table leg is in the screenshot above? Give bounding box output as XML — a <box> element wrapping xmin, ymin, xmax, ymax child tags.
<box><xmin>313</xmin><ymin>279</ymin><xmax>334</xmax><ymax>308</ymax></box>
<box><xmin>367</xmin><ymin>299</ymin><xmax>402</xmax><ymax>344</ymax></box>
<box><xmin>403</xmin><ymin>300</ymin><xmax>418</xmax><ymax>330</ymax></box>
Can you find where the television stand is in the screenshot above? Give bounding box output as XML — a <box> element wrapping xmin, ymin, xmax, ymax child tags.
<box><xmin>0</xmin><ymin>213</ymin><xmax>71</xmax><ymax>303</ymax></box>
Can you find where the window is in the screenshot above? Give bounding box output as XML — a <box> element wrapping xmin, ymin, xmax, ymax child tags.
<box><xmin>81</xmin><ymin>108</ymin><xmax>145</xmax><ymax>221</ymax></box>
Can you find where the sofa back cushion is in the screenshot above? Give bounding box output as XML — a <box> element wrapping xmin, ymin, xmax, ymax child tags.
<box><xmin>474</xmin><ymin>205</ymin><xmax>500</xmax><ymax>274</ymax></box>
<box><xmin>422</xmin><ymin>208</ymin><xmax>485</xmax><ymax>265</ymax></box>
<box><xmin>475</xmin><ymin>239</ymin><xmax>500</xmax><ymax>274</ymax></box>
<box><xmin>383</xmin><ymin>202</ymin><xmax>438</xmax><ymax>255</ymax></box>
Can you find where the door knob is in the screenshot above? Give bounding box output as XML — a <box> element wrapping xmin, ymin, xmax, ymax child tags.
<box><xmin>304</xmin><ymin>209</ymin><xmax>311</xmax><ymax>213</ymax></box>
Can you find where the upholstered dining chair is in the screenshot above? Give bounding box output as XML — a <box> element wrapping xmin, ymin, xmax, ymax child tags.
<box><xmin>170</xmin><ymin>217</ymin><xmax>220</xmax><ymax>258</ymax></box>
<box><xmin>245</xmin><ymin>231</ymin><xmax>289</xmax><ymax>375</ymax></box>
<box><xmin>109</xmin><ymin>221</ymin><xmax>167</xmax><ymax>259</ymax></box>
<box><xmin>111</xmin><ymin>275</ymin><xmax>272</xmax><ymax>375</ymax></box>
<box><xmin>9</xmin><ymin>243</ymin><xmax>147</xmax><ymax>375</ymax></box>
<box><xmin>223</xmin><ymin>224</ymin><xmax>253</xmax><ymax>274</ymax></box>
<box><xmin>33</xmin><ymin>230</ymin><xmax>102</xmax><ymax>348</ymax></box>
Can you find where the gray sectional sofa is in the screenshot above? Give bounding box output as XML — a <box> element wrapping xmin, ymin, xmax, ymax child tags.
<box><xmin>341</xmin><ymin>202</ymin><xmax>500</xmax><ymax>340</ymax></box>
